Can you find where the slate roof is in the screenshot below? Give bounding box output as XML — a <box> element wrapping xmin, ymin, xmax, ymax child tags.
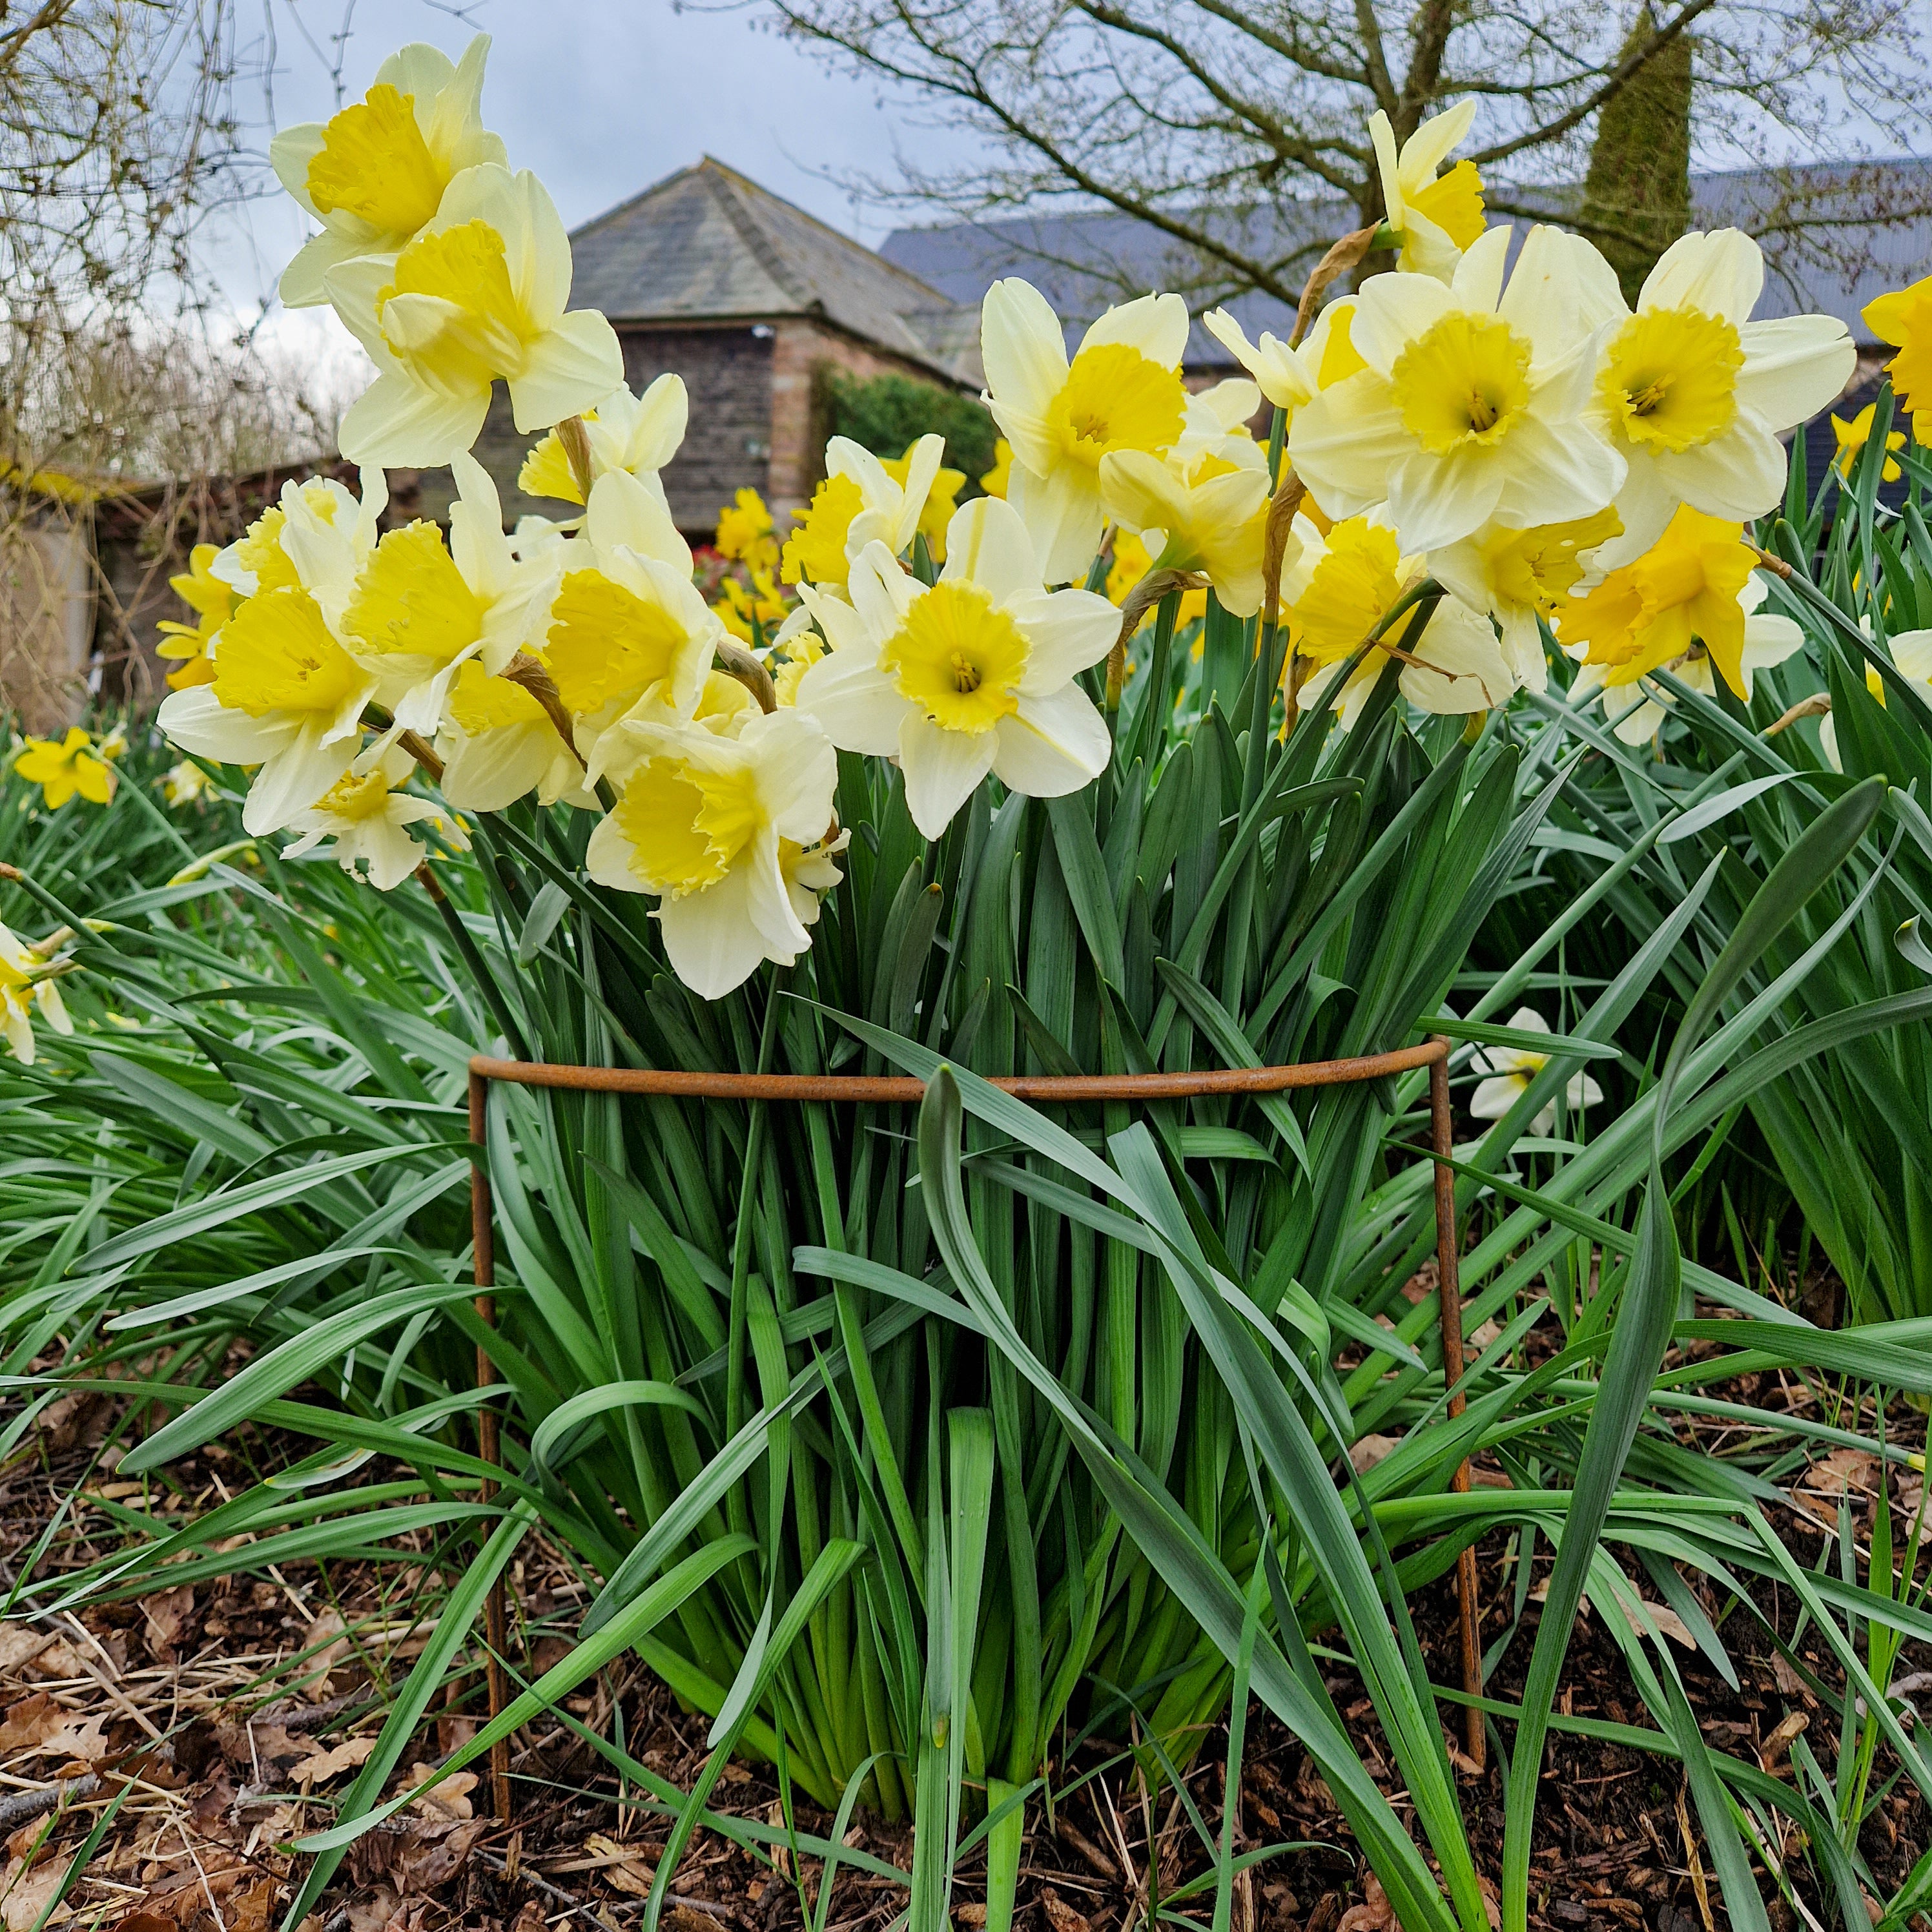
<box><xmin>880</xmin><ymin>159</ymin><xmax>1932</xmax><ymax>371</ymax></box>
<box><xmin>570</xmin><ymin>159</ymin><xmax>981</xmax><ymax>385</ymax></box>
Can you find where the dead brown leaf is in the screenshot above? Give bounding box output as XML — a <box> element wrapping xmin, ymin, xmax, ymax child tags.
<box><xmin>584</xmin><ymin>1833</ymin><xmax>657</xmax><ymax>1898</ymax></box>
<box><xmin>299</xmin><ymin>1734</ymin><xmax>377</xmax><ymax>1783</ymax></box>
<box><xmin>139</xmin><ymin>1587</ymin><xmax>194</xmax><ymax>1666</ymax></box>
<box><xmin>1040</xmin><ymin>1889</ymin><xmax>1089</xmax><ymax>1932</ymax></box>
<box><xmin>298</xmin><ymin>1611</ymin><xmax>349</xmax><ymax>1696</ymax></box>
<box><xmin>1337</xmin><ymin>1875</ymin><xmax>1398</xmax><ymax>1932</ymax></box>
<box><xmin>395</xmin><ymin>1820</ymin><xmax>481</xmax><ymax>1895</ymax></box>
<box><xmin>0</xmin><ymin>1852</ymin><xmax>71</xmax><ymax>1932</ymax></box>
<box><xmin>1804</xmin><ymin>1447</ymin><xmax>1878</xmax><ymax>1500</ymax></box>
<box><xmin>343</xmin><ymin>1884</ymin><xmax>401</xmax><ymax>1932</ymax></box>
<box><xmin>32</xmin><ymin>1714</ymin><xmax>111</xmax><ymax>1764</ymax></box>
<box><xmin>396</xmin><ymin>1763</ymin><xmax>475</xmax><ymax>1822</ymax></box>
<box><xmin>228</xmin><ymin>1882</ymin><xmax>276</xmax><ymax>1932</ymax></box>
<box><xmin>0</xmin><ymin>1693</ymin><xmax>62</xmax><ymax>1750</ymax></box>
<box><xmin>1348</xmin><ymin>1435</ymin><xmax>1399</xmax><ymax>1475</ymax></box>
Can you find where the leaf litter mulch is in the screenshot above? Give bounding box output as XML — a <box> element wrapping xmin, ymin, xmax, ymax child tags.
<box><xmin>0</xmin><ymin>1354</ymin><xmax>1925</xmax><ymax>1932</ymax></box>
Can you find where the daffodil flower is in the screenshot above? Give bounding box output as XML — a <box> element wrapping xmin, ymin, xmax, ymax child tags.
<box><xmin>1430</xmin><ymin>508</ymin><xmax>1622</xmax><ymax>691</ymax></box>
<box><xmin>210</xmin><ymin>475</ymin><xmax>372</xmax><ymax>599</ymax></box>
<box><xmin>1832</xmin><ymin>404</ymin><xmax>1906</xmax><ymax>483</ymax></box>
<box><xmin>326</xmin><ymin>163</ymin><xmax>623</xmax><ymax>468</ymax></box>
<box><xmin>980</xmin><ymin>280</ymin><xmax>1191</xmax><ymax>583</ymax></box>
<box><xmin>1864</xmin><ymin>274</ymin><xmax>1932</xmax><ymax>446</ymax></box>
<box><xmin>780</xmin><ymin>435</ymin><xmax>949</xmax><ymax>587</ymax></box>
<box><xmin>342</xmin><ymin>451</ymin><xmax>555</xmax><ymax>736</ymax></box>
<box><xmin>980</xmin><ymin>439</ymin><xmax>1014</xmax><ymax>499</ymax></box>
<box><xmin>713</xmin><ymin>486</ymin><xmax>781</xmax><ymax>571</ymax></box>
<box><xmin>163</xmin><ymin>761</ymin><xmax>212</xmax><ymax>808</ymax></box>
<box><xmin>586</xmin><ymin>707</ymin><xmax>843</xmax><ymax>1000</ymax></box>
<box><xmin>1100</xmin><ymin>439</ymin><xmax>1274</xmax><ymax>618</ymax></box>
<box><xmin>1282</xmin><ymin>513</ymin><xmax>1516</xmax><ymax>726</ymax></box>
<box><xmin>157</xmin><ymin>544</ymin><xmax>232</xmax><ymax>689</ymax></box>
<box><xmin>158</xmin><ymin>478</ymin><xmax>386</xmax><ymax>836</ymax></box>
<box><xmin>270</xmin><ymin>36</ymin><xmax>507</xmax><ymax>307</ymax></box>
<box><xmin>283</xmin><ymin>747</ymin><xmax>456</xmax><ymax>890</ymax></box>
<box><xmin>543</xmin><ymin>469</ymin><xmax>722</xmax><ymax>765</ymax></box>
<box><xmin>1576</xmin><ymin>230</ymin><xmax>1854</xmax><ymax>568</ymax></box>
<box><xmin>1468</xmin><ymin>1009</ymin><xmax>1604</xmax><ymax>1136</ymax></box>
<box><xmin>0</xmin><ymin>923</ymin><xmax>71</xmax><ymax>1065</ymax></box>
<box><xmin>882</xmin><ymin>440</ymin><xmax>965</xmax><ymax>561</ymax></box>
<box><xmin>1370</xmin><ymin>99</ymin><xmax>1486</xmax><ymax>280</ymax></box>
<box><xmin>1203</xmin><ymin>311</ymin><xmax>1321</xmax><ymax>417</ymax></box>
<box><xmin>435</xmin><ymin>661</ymin><xmax>590</xmax><ymax>812</ymax></box>
<box><xmin>793</xmin><ymin>497</ymin><xmax>1119</xmax><ymax>838</ymax></box>
<box><xmin>14</xmin><ymin>728</ymin><xmax>116</xmax><ymax>808</ymax></box>
<box><xmin>517</xmin><ymin>373</ymin><xmax>689</xmax><ymax>508</ymax></box>
<box><xmin>1289</xmin><ymin>225</ymin><xmax>1625</xmax><ymax>555</ymax></box>
<box><xmin>1820</xmin><ymin>631</ymin><xmax>1932</xmax><ymax>772</ymax></box>
<box><xmin>1554</xmin><ymin>505</ymin><xmax>1771</xmax><ymax>704</ymax></box>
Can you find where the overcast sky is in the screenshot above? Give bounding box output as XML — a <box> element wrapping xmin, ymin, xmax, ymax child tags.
<box><xmin>209</xmin><ymin>0</ymin><xmax>980</xmax><ymax>380</ymax></box>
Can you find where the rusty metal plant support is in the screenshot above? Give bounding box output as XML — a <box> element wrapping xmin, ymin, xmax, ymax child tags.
<box><xmin>464</xmin><ymin>1033</ymin><xmax>1483</xmax><ymax>1816</ymax></box>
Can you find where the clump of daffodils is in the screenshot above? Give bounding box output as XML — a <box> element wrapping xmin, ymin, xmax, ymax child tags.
<box><xmin>154</xmin><ymin>37</ymin><xmax>1869</xmax><ymax>1002</ymax></box>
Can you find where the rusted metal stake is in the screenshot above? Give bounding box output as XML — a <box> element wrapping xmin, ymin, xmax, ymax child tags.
<box><xmin>469</xmin><ymin>1069</ymin><xmax>513</xmax><ymax>1824</ymax></box>
<box><xmin>1430</xmin><ymin>1051</ymin><xmax>1485</xmax><ymax>1770</ymax></box>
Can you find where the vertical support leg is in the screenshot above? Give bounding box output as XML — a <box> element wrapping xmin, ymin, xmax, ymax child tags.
<box><xmin>1430</xmin><ymin>1044</ymin><xmax>1485</xmax><ymax>1771</ymax></box>
<box><xmin>469</xmin><ymin>1069</ymin><xmax>513</xmax><ymax>1824</ymax></box>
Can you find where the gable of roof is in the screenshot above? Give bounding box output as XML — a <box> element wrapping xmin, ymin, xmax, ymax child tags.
<box><xmin>881</xmin><ymin>159</ymin><xmax>1932</xmax><ymax>369</ymax></box>
<box><xmin>571</xmin><ymin>158</ymin><xmax>980</xmax><ymax>385</ymax></box>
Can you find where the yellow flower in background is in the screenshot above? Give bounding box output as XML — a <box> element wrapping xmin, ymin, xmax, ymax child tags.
<box><xmin>517</xmin><ymin>375</ymin><xmax>688</xmax><ymax>508</ymax></box>
<box><xmin>715</xmin><ymin>487</ymin><xmax>779</xmax><ymax>570</ymax></box>
<box><xmin>1864</xmin><ymin>275</ymin><xmax>1932</xmax><ymax>446</ymax></box>
<box><xmin>882</xmin><ymin>441</ymin><xmax>965</xmax><ymax>560</ymax></box>
<box><xmin>14</xmin><ymin>728</ymin><xmax>116</xmax><ymax>808</ymax></box>
<box><xmin>325</xmin><ymin>164</ymin><xmax>622</xmax><ymax>468</ymax></box>
<box><xmin>157</xmin><ymin>544</ymin><xmax>232</xmax><ymax>689</ymax></box>
<box><xmin>782</xmin><ymin>473</ymin><xmax>865</xmax><ymax>587</ymax></box>
<box><xmin>980</xmin><ymin>280</ymin><xmax>1191</xmax><ymax>582</ymax></box>
<box><xmin>980</xmin><ymin>439</ymin><xmax>1014</xmax><ymax>499</ymax></box>
<box><xmin>1833</xmin><ymin>404</ymin><xmax>1905</xmax><ymax>482</ymax></box>
<box><xmin>1370</xmin><ymin>98</ymin><xmax>1485</xmax><ymax>280</ymax></box>
<box><xmin>1554</xmin><ymin>505</ymin><xmax>1759</xmax><ymax>697</ymax></box>
<box><xmin>269</xmin><ymin>35</ymin><xmax>507</xmax><ymax>307</ymax></box>
<box><xmin>163</xmin><ymin>761</ymin><xmax>211</xmax><ymax>807</ymax></box>
<box><xmin>0</xmin><ymin>922</ymin><xmax>72</xmax><ymax>1065</ymax></box>
<box><xmin>713</xmin><ymin>569</ymin><xmax>790</xmax><ymax>644</ymax></box>
<box><xmin>1282</xmin><ymin>513</ymin><xmax>1515</xmax><ymax>725</ymax></box>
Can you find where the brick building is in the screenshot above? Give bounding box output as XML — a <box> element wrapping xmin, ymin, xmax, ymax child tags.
<box><xmin>416</xmin><ymin>158</ymin><xmax>982</xmax><ymax>540</ymax></box>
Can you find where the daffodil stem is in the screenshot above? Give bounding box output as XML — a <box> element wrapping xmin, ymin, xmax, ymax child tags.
<box><xmin>415</xmin><ymin>863</ymin><xmax>531</xmax><ymax>1062</ymax></box>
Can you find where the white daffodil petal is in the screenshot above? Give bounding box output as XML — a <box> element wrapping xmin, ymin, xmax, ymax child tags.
<box><xmin>897</xmin><ymin>712</ymin><xmax>998</xmax><ymax>839</ymax></box>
